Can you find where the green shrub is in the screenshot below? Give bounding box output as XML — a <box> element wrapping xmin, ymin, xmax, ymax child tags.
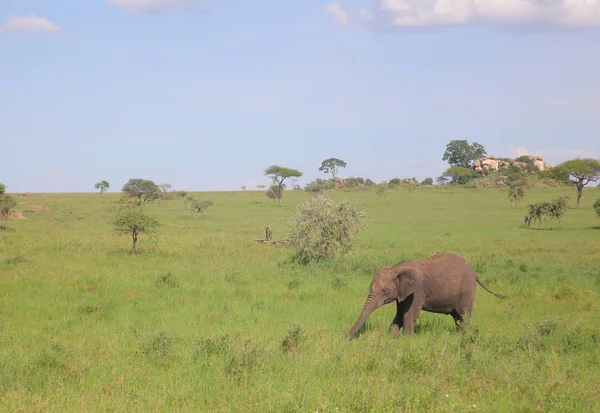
<box><xmin>594</xmin><ymin>198</ymin><xmax>600</xmax><ymax>217</ymax></box>
<box><xmin>525</xmin><ymin>196</ymin><xmax>569</xmax><ymax>227</ymax></box>
<box><xmin>288</xmin><ymin>197</ymin><xmax>366</xmax><ymax>264</ymax></box>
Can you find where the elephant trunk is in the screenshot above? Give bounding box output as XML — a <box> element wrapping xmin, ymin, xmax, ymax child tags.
<box><xmin>348</xmin><ymin>293</ymin><xmax>378</xmax><ymax>340</ymax></box>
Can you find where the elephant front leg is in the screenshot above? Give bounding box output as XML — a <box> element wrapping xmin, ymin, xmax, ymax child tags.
<box><xmin>389</xmin><ymin>300</ymin><xmax>404</xmax><ymax>337</ymax></box>
<box><xmin>401</xmin><ymin>295</ymin><xmax>422</xmax><ymax>334</ymax></box>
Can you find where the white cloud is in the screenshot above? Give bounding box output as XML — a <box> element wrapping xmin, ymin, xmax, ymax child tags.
<box><xmin>108</xmin><ymin>0</ymin><xmax>201</xmax><ymax>12</ymax></box>
<box><xmin>326</xmin><ymin>2</ymin><xmax>350</xmax><ymax>27</ymax></box>
<box><xmin>344</xmin><ymin>0</ymin><xmax>600</xmax><ymax>29</ymax></box>
<box><xmin>0</xmin><ymin>14</ymin><xmax>60</xmax><ymax>33</ymax></box>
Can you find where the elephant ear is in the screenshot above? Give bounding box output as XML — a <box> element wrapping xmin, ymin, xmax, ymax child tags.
<box><xmin>394</xmin><ymin>267</ymin><xmax>423</xmax><ymax>302</ymax></box>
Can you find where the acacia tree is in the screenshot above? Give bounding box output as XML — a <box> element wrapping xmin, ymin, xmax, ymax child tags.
<box><xmin>318</xmin><ymin>158</ymin><xmax>347</xmax><ymax>180</ymax></box>
<box><xmin>264</xmin><ymin>165</ymin><xmax>303</xmax><ymax>205</ymax></box>
<box><xmin>94</xmin><ymin>180</ymin><xmax>110</xmax><ymax>195</ymax></box>
<box><xmin>442</xmin><ymin>140</ymin><xmax>487</xmax><ymax>168</ymax></box>
<box><xmin>160</xmin><ymin>183</ymin><xmax>172</xmax><ymax>199</ymax></box>
<box><xmin>551</xmin><ymin>158</ymin><xmax>600</xmax><ymax>209</ymax></box>
<box><xmin>113</xmin><ymin>197</ymin><xmax>160</xmax><ymax>253</ymax></box>
<box><xmin>122</xmin><ymin>179</ymin><xmax>160</xmax><ymax>203</ymax></box>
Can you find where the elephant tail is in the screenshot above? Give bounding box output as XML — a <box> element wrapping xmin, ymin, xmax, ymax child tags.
<box><xmin>476</xmin><ymin>276</ymin><xmax>508</xmax><ymax>299</ymax></box>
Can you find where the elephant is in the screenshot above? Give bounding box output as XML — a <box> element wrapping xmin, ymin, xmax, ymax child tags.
<box><xmin>348</xmin><ymin>253</ymin><xmax>507</xmax><ymax>339</ymax></box>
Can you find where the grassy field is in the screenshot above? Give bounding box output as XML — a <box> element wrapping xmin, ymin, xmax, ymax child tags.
<box><xmin>1</xmin><ymin>186</ymin><xmax>599</xmax><ymax>412</ymax></box>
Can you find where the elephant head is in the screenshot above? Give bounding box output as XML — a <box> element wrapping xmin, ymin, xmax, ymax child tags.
<box><xmin>348</xmin><ymin>266</ymin><xmax>423</xmax><ymax>340</ymax></box>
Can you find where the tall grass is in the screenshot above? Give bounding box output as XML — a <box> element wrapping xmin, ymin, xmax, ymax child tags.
<box><xmin>1</xmin><ymin>187</ymin><xmax>599</xmax><ymax>412</ymax></box>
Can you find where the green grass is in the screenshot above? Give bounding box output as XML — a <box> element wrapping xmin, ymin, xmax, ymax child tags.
<box><xmin>1</xmin><ymin>187</ymin><xmax>599</xmax><ymax>412</ymax></box>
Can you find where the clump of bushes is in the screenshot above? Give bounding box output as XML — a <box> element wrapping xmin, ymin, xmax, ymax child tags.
<box><xmin>288</xmin><ymin>197</ymin><xmax>366</xmax><ymax>264</ymax></box>
<box><xmin>594</xmin><ymin>198</ymin><xmax>600</xmax><ymax>218</ymax></box>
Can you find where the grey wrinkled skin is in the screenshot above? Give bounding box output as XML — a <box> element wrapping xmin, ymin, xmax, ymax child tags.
<box><xmin>348</xmin><ymin>253</ymin><xmax>507</xmax><ymax>340</ymax></box>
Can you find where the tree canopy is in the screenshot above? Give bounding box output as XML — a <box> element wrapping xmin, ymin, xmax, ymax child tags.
<box><xmin>122</xmin><ymin>179</ymin><xmax>160</xmax><ymax>203</ymax></box>
<box><xmin>550</xmin><ymin>158</ymin><xmax>600</xmax><ymax>209</ymax></box>
<box><xmin>442</xmin><ymin>140</ymin><xmax>487</xmax><ymax>168</ymax></box>
<box><xmin>318</xmin><ymin>158</ymin><xmax>347</xmax><ymax>180</ymax></box>
<box><xmin>113</xmin><ymin>198</ymin><xmax>160</xmax><ymax>253</ymax></box>
<box><xmin>264</xmin><ymin>165</ymin><xmax>303</xmax><ymax>205</ymax></box>
<box><xmin>441</xmin><ymin>166</ymin><xmax>479</xmax><ymax>185</ymax></box>
<box><xmin>94</xmin><ymin>180</ymin><xmax>110</xmax><ymax>195</ymax></box>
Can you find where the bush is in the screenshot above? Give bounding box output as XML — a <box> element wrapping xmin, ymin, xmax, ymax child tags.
<box><xmin>288</xmin><ymin>197</ymin><xmax>366</xmax><ymax>264</ymax></box>
<box><xmin>525</xmin><ymin>196</ymin><xmax>569</xmax><ymax>227</ymax></box>
<box><xmin>304</xmin><ymin>179</ymin><xmax>335</xmax><ymax>195</ymax></box>
<box><xmin>594</xmin><ymin>198</ymin><xmax>600</xmax><ymax>218</ymax></box>
<box><xmin>421</xmin><ymin>177</ymin><xmax>433</xmax><ymax>185</ymax></box>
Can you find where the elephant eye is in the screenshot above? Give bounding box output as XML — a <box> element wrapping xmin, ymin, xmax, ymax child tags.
<box><xmin>382</xmin><ymin>288</ymin><xmax>388</xmax><ymax>294</ymax></box>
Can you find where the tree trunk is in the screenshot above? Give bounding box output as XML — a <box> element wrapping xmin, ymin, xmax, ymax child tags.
<box><xmin>577</xmin><ymin>181</ymin><xmax>583</xmax><ymax>209</ymax></box>
<box><xmin>131</xmin><ymin>232</ymin><xmax>138</xmax><ymax>253</ymax></box>
<box><xmin>348</xmin><ymin>293</ymin><xmax>377</xmax><ymax>339</ymax></box>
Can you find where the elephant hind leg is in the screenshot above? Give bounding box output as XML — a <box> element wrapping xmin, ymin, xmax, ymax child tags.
<box><xmin>451</xmin><ymin>308</ymin><xmax>472</xmax><ymax>331</ymax></box>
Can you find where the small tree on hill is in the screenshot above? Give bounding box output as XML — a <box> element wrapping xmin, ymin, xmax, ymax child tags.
<box><xmin>550</xmin><ymin>158</ymin><xmax>600</xmax><ymax>209</ymax></box>
<box><xmin>183</xmin><ymin>195</ymin><xmax>214</xmax><ymax>218</ymax></box>
<box><xmin>421</xmin><ymin>177</ymin><xmax>433</xmax><ymax>185</ymax></box>
<box><xmin>318</xmin><ymin>158</ymin><xmax>347</xmax><ymax>180</ymax></box>
<box><xmin>160</xmin><ymin>183</ymin><xmax>172</xmax><ymax>199</ymax></box>
<box><xmin>94</xmin><ymin>180</ymin><xmax>110</xmax><ymax>195</ymax></box>
<box><xmin>122</xmin><ymin>179</ymin><xmax>160</xmax><ymax>203</ymax></box>
<box><xmin>442</xmin><ymin>140</ymin><xmax>487</xmax><ymax>168</ymax></box>
<box><xmin>264</xmin><ymin>165</ymin><xmax>303</xmax><ymax>206</ymax></box>
<box><xmin>288</xmin><ymin>197</ymin><xmax>366</xmax><ymax>264</ymax></box>
<box><xmin>525</xmin><ymin>196</ymin><xmax>569</xmax><ymax>228</ymax></box>
<box><xmin>113</xmin><ymin>197</ymin><xmax>160</xmax><ymax>253</ymax></box>
<box><xmin>0</xmin><ymin>194</ymin><xmax>17</xmax><ymax>228</ymax></box>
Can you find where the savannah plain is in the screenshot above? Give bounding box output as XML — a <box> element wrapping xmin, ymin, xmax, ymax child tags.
<box><xmin>1</xmin><ymin>186</ymin><xmax>599</xmax><ymax>412</ymax></box>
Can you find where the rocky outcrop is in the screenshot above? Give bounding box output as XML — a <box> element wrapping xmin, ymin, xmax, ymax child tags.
<box><xmin>472</xmin><ymin>155</ymin><xmax>551</xmax><ymax>174</ymax></box>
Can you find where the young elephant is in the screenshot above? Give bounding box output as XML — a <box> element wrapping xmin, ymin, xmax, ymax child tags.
<box><xmin>348</xmin><ymin>252</ymin><xmax>507</xmax><ymax>339</ymax></box>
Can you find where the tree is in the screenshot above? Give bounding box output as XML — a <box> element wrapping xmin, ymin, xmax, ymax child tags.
<box><xmin>266</xmin><ymin>184</ymin><xmax>282</xmax><ymax>202</ymax></box>
<box><xmin>94</xmin><ymin>180</ymin><xmax>110</xmax><ymax>195</ymax></box>
<box><xmin>375</xmin><ymin>181</ymin><xmax>388</xmax><ymax>201</ymax></box>
<box><xmin>551</xmin><ymin>158</ymin><xmax>600</xmax><ymax>209</ymax></box>
<box><xmin>593</xmin><ymin>198</ymin><xmax>600</xmax><ymax>218</ymax></box>
<box><xmin>421</xmin><ymin>177</ymin><xmax>433</xmax><ymax>185</ymax></box>
<box><xmin>442</xmin><ymin>166</ymin><xmax>479</xmax><ymax>185</ymax></box>
<box><xmin>183</xmin><ymin>195</ymin><xmax>214</xmax><ymax>218</ymax></box>
<box><xmin>304</xmin><ymin>179</ymin><xmax>335</xmax><ymax>196</ymax></box>
<box><xmin>442</xmin><ymin>140</ymin><xmax>487</xmax><ymax>168</ymax></box>
<box><xmin>288</xmin><ymin>197</ymin><xmax>366</xmax><ymax>264</ymax></box>
<box><xmin>525</xmin><ymin>196</ymin><xmax>569</xmax><ymax>228</ymax></box>
<box><xmin>0</xmin><ymin>184</ymin><xmax>6</xmax><ymax>195</ymax></box>
<box><xmin>122</xmin><ymin>179</ymin><xmax>160</xmax><ymax>203</ymax></box>
<box><xmin>113</xmin><ymin>200</ymin><xmax>160</xmax><ymax>253</ymax></box>
<box><xmin>160</xmin><ymin>183</ymin><xmax>172</xmax><ymax>199</ymax></box>
<box><xmin>436</xmin><ymin>176</ymin><xmax>449</xmax><ymax>185</ymax></box>
<box><xmin>506</xmin><ymin>172</ymin><xmax>527</xmax><ymax>208</ymax></box>
<box><xmin>0</xmin><ymin>194</ymin><xmax>17</xmax><ymax>228</ymax></box>
<box><xmin>318</xmin><ymin>158</ymin><xmax>347</xmax><ymax>180</ymax></box>
<box><xmin>264</xmin><ymin>165</ymin><xmax>303</xmax><ymax>205</ymax></box>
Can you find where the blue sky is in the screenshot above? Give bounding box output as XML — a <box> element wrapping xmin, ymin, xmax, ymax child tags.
<box><xmin>1</xmin><ymin>0</ymin><xmax>599</xmax><ymax>193</ymax></box>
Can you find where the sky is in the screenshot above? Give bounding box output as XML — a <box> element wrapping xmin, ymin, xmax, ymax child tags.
<box><xmin>1</xmin><ymin>0</ymin><xmax>599</xmax><ymax>193</ymax></box>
